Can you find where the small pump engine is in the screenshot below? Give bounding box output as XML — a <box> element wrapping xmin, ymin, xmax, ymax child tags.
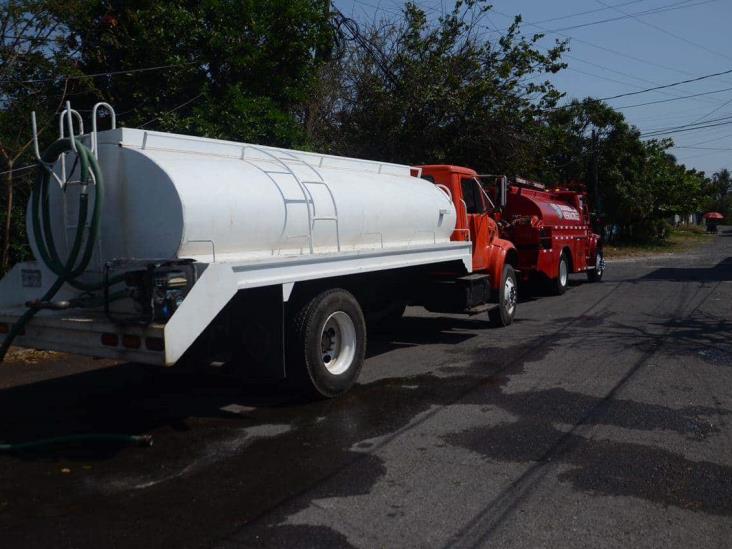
<box><xmin>122</xmin><ymin>261</ymin><xmax>199</xmax><ymax>323</ymax></box>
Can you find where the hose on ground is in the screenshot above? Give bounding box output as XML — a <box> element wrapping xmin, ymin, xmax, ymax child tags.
<box><xmin>0</xmin><ymin>433</ymin><xmax>153</xmax><ymax>452</ymax></box>
<box><xmin>0</xmin><ymin>137</ymin><xmax>122</xmax><ymax>362</ymax></box>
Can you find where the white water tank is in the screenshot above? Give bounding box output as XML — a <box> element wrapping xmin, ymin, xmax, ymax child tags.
<box><xmin>36</xmin><ymin>128</ymin><xmax>457</xmax><ymax>268</ymax></box>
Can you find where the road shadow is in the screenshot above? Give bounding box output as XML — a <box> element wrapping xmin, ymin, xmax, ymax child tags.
<box><xmin>2</xmin><ymin>303</ymin><xmax>731</xmax><ymax>548</ymax></box>
<box><xmin>0</xmin><ymin>362</ymin><xmax>285</xmax><ymax>459</ymax></box>
<box><xmin>366</xmin><ymin>314</ymin><xmax>482</xmax><ymax>357</ymax></box>
<box><xmin>0</xmin><ymin>310</ymin><xmax>509</xmax><ymax>461</ymax></box>
<box><xmin>517</xmin><ymin>274</ymin><xmax>591</xmax><ymax>299</ymax></box>
<box><xmin>640</xmin><ymin>256</ymin><xmax>732</xmax><ymax>282</ymax></box>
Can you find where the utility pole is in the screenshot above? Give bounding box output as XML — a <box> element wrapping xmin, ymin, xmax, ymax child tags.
<box><xmin>591</xmin><ymin>128</ymin><xmax>601</xmax><ymax>213</ymax></box>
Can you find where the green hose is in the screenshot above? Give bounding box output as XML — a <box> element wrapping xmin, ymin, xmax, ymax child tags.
<box><xmin>0</xmin><ymin>137</ymin><xmax>121</xmax><ymax>362</ymax></box>
<box><xmin>0</xmin><ymin>433</ymin><xmax>153</xmax><ymax>452</ymax></box>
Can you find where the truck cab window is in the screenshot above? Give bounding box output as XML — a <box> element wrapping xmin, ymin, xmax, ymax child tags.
<box><xmin>461</xmin><ymin>178</ymin><xmax>486</xmax><ymax>214</ymax></box>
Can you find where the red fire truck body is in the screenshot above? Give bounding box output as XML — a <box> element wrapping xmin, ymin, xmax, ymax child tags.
<box><xmin>498</xmin><ymin>178</ymin><xmax>604</xmax><ymax>294</ymax></box>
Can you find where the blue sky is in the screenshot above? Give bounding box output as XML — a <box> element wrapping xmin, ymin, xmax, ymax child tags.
<box><xmin>333</xmin><ymin>0</ymin><xmax>732</xmax><ymax>176</ymax></box>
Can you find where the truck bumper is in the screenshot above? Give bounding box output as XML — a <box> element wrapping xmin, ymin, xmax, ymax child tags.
<box><xmin>0</xmin><ymin>308</ymin><xmax>166</xmax><ymax>365</ymax></box>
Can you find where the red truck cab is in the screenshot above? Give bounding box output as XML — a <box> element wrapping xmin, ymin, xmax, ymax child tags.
<box><xmin>417</xmin><ymin>165</ymin><xmax>519</xmax><ymax>325</ymax></box>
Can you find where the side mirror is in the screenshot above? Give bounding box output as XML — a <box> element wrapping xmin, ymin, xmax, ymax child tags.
<box><xmin>498</xmin><ymin>176</ymin><xmax>508</xmax><ymax>209</ymax></box>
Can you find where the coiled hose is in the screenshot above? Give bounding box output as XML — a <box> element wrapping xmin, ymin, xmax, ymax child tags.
<box><xmin>0</xmin><ymin>137</ymin><xmax>121</xmax><ymax>362</ymax></box>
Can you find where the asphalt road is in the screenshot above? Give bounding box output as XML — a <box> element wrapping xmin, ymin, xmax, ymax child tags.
<box><xmin>1</xmin><ymin>228</ymin><xmax>731</xmax><ymax>548</ymax></box>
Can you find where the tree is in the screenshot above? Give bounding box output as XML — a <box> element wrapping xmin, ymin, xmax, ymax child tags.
<box><xmin>703</xmin><ymin>169</ymin><xmax>731</xmax><ymax>216</ymax></box>
<box><xmin>541</xmin><ymin>98</ymin><xmax>712</xmax><ymax>238</ymax></box>
<box><xmin>56</xmin><ymin>0</ymin><xmax>334</xmax><ymax>146</ymax></box>
<box><xmin>310</xmin><ymin>1</ymin><xmax>567</xmax><ymax>172</ymax></box>
<box><xmin>0</xmin><ymin>0</ymin><xmax>84</xmax><ymax>272</ymax></box>
<box><xmin>543</xmin><ymin>99</ymin><xmax>648</xmax><ymax>223</ymax></box>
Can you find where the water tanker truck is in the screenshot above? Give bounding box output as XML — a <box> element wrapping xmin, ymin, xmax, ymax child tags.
<box><xmin>482</xmin><ymin>176</ymin><xmax>604</xmax><ymax>294</ymax></box>
<box><xmin>0</xmin><ymin>104</ymin><xmax>518</xmax><ymax>398</ymax></box>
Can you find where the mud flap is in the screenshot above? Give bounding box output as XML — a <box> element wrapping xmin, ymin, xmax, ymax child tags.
<box><xmin>164</xmin><ymin>263</ymin><xmax>238</xmax><ymax>365</ymax></box>
<box><xmin>230</xmin><ymin>285</ymin><xmax>285</xmax><ymax>381</ymax></box>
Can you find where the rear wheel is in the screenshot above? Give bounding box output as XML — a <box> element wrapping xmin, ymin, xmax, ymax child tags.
<box><xmin>287</xmin><ymin>288</ymin><xmax>366</xmax><ymax>399</ymax></box>
<box><xmin>551</xmin><ymin>251</ymin><xmax>569</xmax><ymax>295</ymax></box>
<box><xmin>489</xmin><ymin>265</ymin><xmax>518</xmax><ymax>327</ymax></box>
<box><xmin>587</xmin><ymin>249</ymin><xmax>605</xmax><ymax>282</ymax></box>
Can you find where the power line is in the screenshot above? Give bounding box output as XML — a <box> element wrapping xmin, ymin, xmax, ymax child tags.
<box><xmin>350</xmin><ymin>3</ymin><xmax>732</xmax><ymax>124</ymax></box>
<box><xmin>564</xmin><ymin>54</ymin><xmax>726</xmax><ymax>106</ymax></box>
<box><xmin>565</xmin><ymin>66</ymin><xmax>645</xmax><ymax>89</ymax></box>
<box><xmin>0</xmin><ymin>60</ymin><xmax>199</xmax><ymax>85</ymax></box>
<box><xmin>598</xmin><ymin>67</ymin><xmax>732</xmax><ymax>101</ymax></box>
<box><xmin>645</xmin><ymin>122</ymin><xmax>732</xmax><ymax>136</ymax></box>
<box><xmin>487</xmin><ymin>8</ymin><xmax>732</xmax><ymax>109</ymax></box>
<box><xmin>0</xmin><ymin>164</ymin><xmax>35</xmax><ymax>177</ymax></box>
<box><xmin>596</xmin><ymin>0</ymin><xmax>732</xmax><ymax>63</ymax></box>
<box><xmin>351</xmin><ymin>4</ymin><xmax>728</xmax><ymax>112</ymax></box>
<box><xmin>644</xmin><ymin>113</ymin><xmax>732</xmax><ymax>132</ymax></box>
<box><xmin>642</xmin><ymin>118</ymin><xmax>732</xmax><ymax>137</ymax></box>
<box><xmin>528</xmin><ymin>0</ymin><xmax>651</xmax><ymax>26</ymax></box>
<box><xmin>490</xmin><ymin>7</ymin><xmax>732</xmax><ymax>87</ymax></box>
<box><xmin>138</xmin><ymin>92</ymin><xmax>204</xmax><ymax>128</ymax></box>
<box><xmin>687</xmin><ymin>94</ymin><xmax>732</xmax><ymax>125</ymax></box>
<box><xmin>485</xmin><ymin>0</ymin><xmax>709</xmax><ymax>33</ymax></box>
<box><xmin>612</xmin><ymin>86</ymin><xmax>732</xmax><ymax>109</ymax></box>
<box><xmin>545</xmin><ymin>0</ymin><xmax>720</xmax><ymax>33</ymax></box>
<box><xmin>551</xmin><ymin>71</ymin><xmax>732</xmax><ymax>112</ymax></box>
<box><xmin>595</xmin><ymin>0</ymin><xmax>732</xmax><ymax>135</ymax></box>
<box><xmin>682</xmin><ymin>131</ymin><xmax>732</xmax><ymax>147</ymax></box>
<box><xmin>672</xmin><ymin>145</ymin><xmax>732</xmax><ymax>150</ymax></box>
<box><xmin>356</xmin><ymin>3</ymin><xmax>732</xmax><ymax>106</ymax></box>
<box><xmin>676</xmin><ymin>148</ymin><xmax>730</xmax><ymax>160</ymax></box>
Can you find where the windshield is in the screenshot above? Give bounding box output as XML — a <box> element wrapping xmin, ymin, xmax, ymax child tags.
<box><xmin>473</xmin><ymin>177</ymin><xmax>496</xmax><ymax>211</ymax></box>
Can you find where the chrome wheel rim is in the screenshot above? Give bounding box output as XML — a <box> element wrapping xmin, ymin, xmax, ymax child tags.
<box><xmin>559</xmin><ymin>258</ymin><xmax>568</xmax><ymax>287</ymax></box>
<box><xmin>596</xmin><ymin>253</ymin><xmax>604</xmax><ymax>274</ymax></box>
<box><xmin>320</xmin><ymin>311</ymin><xmax>356</xmax><ymax>375</ymax></box>
<box><xmin>504</xmin><ymin>276</ymin><xmax>517</xmax><ymax>315</ymax></box>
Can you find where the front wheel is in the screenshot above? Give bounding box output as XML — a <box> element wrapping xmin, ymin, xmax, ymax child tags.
<box><xmin>287</xmin><ymin>288</ymin><xmax>366</xmax><ymax>399</ymax></box>
<box><xmin>489</xmin><ymin>265</ymin><xmax>518</xmax><ymax>327</ymax></box>
<box><xmin>551</xmin><ymin>251</ymin><xmax>569</xmax><ymax>295</ymax></box>
<box><xmin>587</xmin><ymin>249</ymin><xmax>605</xmax><ymax>282</ymax></box>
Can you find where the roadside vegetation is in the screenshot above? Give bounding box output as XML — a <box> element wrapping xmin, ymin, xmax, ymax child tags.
<box><xmin>1</xmin><ymin>0</ymin><xmax>730</xmax><ymax>273</ymax></box>
<box><xmin>604</xmin><ymin>225</ymin><xmax>710</xmax><ymax>259</ymax></box>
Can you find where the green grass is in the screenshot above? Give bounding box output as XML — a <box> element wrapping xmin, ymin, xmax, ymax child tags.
<box><xmin>604</xmin><ymin>225</ymin><xmax>710</xmax><ymax>259</ymax></box>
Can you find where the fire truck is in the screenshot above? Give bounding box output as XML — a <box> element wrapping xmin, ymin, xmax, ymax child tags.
<box><xmin>483</xmin><ymin>176</ymin><xmax>604</xmax><ymax>294</ymax></box>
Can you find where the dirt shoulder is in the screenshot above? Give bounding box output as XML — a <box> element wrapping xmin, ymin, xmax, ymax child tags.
<box><xmin>604</xmin><ymin>226</ymin><xmax>712</xmax><ymax>260</ymax></box>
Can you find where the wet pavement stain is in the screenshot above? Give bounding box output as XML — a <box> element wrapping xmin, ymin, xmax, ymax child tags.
<box><xmin>445</xmin><ymin>420</ymin><xmax>732</xmax><ymax>516</ymax></box>
<box><xmin>0</xmin><ymin>360</ymin><xmax>491</xmax><ymax>547</ymax></box>
<box><xmin>458</xmin><ymin>386</ymin><xmax>727</xmax><ymax>439</ymax></box>
<box><xmin>219</xmin><ymin>524</ymin><xmax>355</xmax><ymax>549</ymax></box>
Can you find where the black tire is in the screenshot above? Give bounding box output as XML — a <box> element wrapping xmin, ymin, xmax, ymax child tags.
<box><xmin>587</xmin><ymin>248</ymin><xmax>605</xmax><ymax>282</ymax></box>
<box><xmin>287</xmin><ymin>288</ymin><xmax>366</xmax><ymax>399</ymax></box>
<box><xmin>551</xmin><ymin>251</ymin><xmax>569</xmax><ymax>295</ymax></box>
<box><xmin>489</xmin><ymin>265</ymin><xmax>518</xmax><ymax>327</ymax></box>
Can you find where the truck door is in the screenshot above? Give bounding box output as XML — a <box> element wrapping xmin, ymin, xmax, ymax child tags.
<box><xmin>460</xmin><ymin>177</ymin><xmax>495</xmax><ymax>271</ymax></box>
<box><xmin>572</xmin><ymin>195</ymin><xmax>589</xmax><ymax>270</ymax></box>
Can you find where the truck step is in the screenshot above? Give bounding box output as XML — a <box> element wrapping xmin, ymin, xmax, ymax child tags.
<box><xmin>422</xmin><ymin>273</ymin><xmax>493</xmax><ymax>315</ymax></box>
<box><xmin>464</xmin><ymin>302</ymin><xmax>496</xmax><ymax>316</ymax></box>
